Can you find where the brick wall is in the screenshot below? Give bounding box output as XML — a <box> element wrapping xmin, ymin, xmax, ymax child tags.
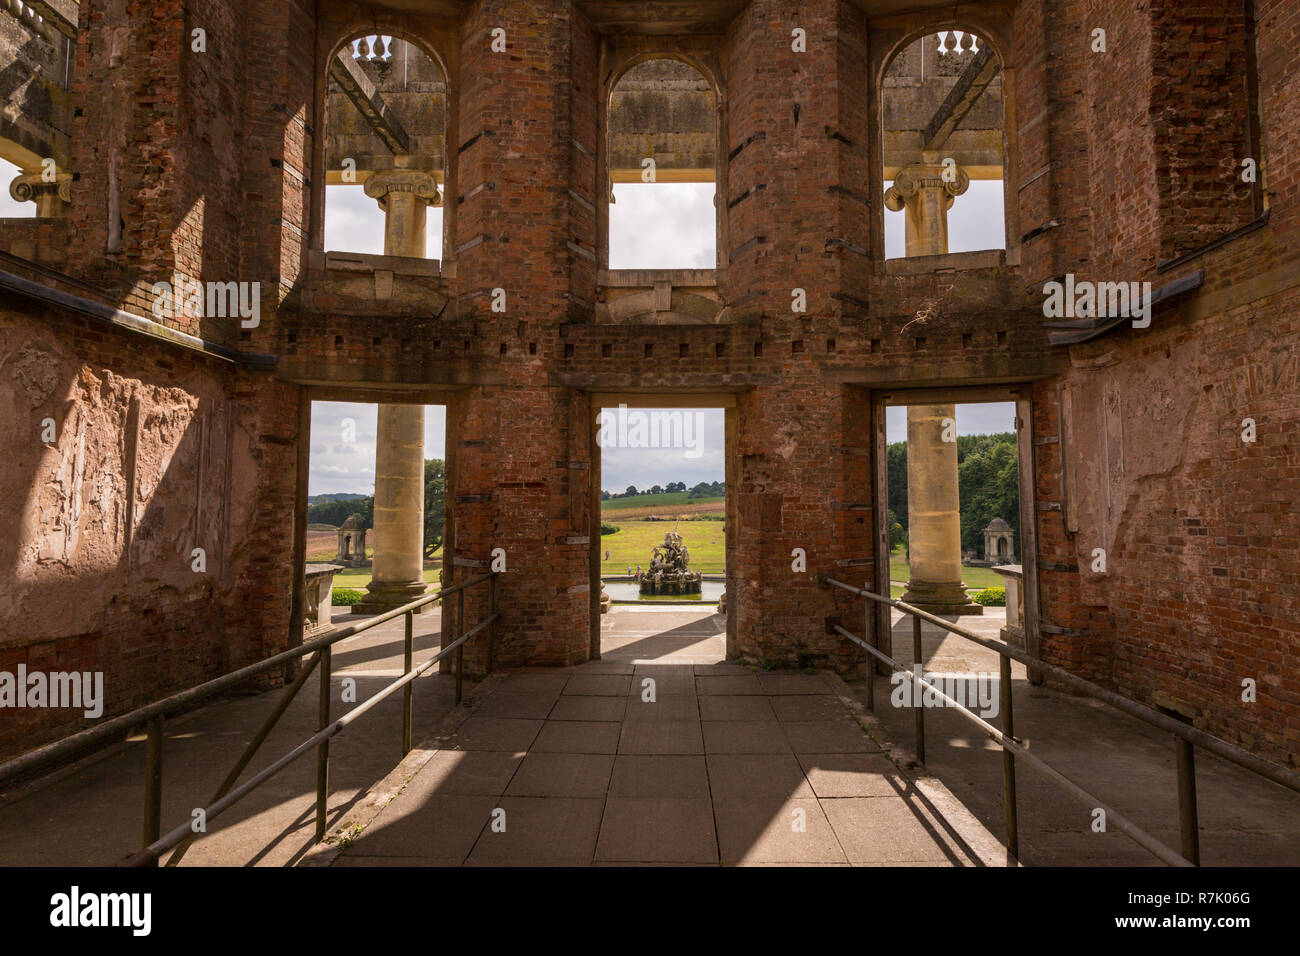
<box><xmin>2</xmin><ymin>0</ymin><xmax>1298</xmax><ymax>767</ymax></box>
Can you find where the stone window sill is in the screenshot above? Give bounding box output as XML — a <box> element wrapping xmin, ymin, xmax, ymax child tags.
<box><xmin>315</xmin><ymin>250</ymin><xmax>443</xmax><ymax>277</ymax></box>
<box><xmin>599</xmin><ymin>268</ymin><xmax>716</xmax><ymax>288</ymax></box>
<box><xmin>883</xmin><ymin>249</ymin><xmax>1009</xmax><ymax>276</ymax></box>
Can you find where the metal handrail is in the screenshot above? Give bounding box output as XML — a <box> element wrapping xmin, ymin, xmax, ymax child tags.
<box><xmin>824</xmin><ymin>575</ymin><xmax>1300</xmax><ymax>867</ymax></box>
<box><xmin>124</xmin><ymin>609</ymin><xmax>499</xmax><ymax>867</ymax></box>
<box><xmin>0</xmin><ymin>571</ymin><xmax>499</xmax><ymax>866</ymax></box>
<box><xmin>0</xmin><ymin>573</ymin><xmax>491</xmax><ymax>786</ymax></box>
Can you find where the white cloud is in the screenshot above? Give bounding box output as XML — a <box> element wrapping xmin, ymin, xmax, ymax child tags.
<box><xmin>887</xmin><ymin>402</ymin><xmax>1016</xmax><ymax>443</ymax></box>
<box><xmin>324</xmin><ymin>184</ymin><xmax>444</xmax><ymax>260</ymax></box>
<box><xmin>309</xmin><ymin>402</ymin><xmax>446</xmax><ymax>496</ymax></box>
<box><xmin>598</xmin><ymin>407</ymin><xmax>725</xmax><ymax>493</ymax></box>
<box><xmin>885</xmin><ymin>179</ymin><xmax>1005</xmax><ymax>259</ymax></box>
<box><xmin>0</xmin><ymin>159</ymin><xmax>35</xmax><ymax>218</ymax></box>
<box><xmin>609</xmin><ymin>182</ymin><xmax>715</xmax><ymax>269</ymax></box>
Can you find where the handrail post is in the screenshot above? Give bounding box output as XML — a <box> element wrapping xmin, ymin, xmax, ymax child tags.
<box><xmin>999</xmin><ymin>653</ymin><xmax>1018</xmax><ymax>864</ymax></box>
<box><xmin>912</xmin><ymin>615</ymin><xmax>925</xmax><ymax>764</ymax></box>
<box><xmin>1176</xmin><ymin>736</ymin><xmax>1201</xmax><ymax>865</ymax></box>
<box><xmin>455</xmin><ymin>587</ymin><xmax>465</xmax><ymax>705</ymax></box>
<box><xmin>402</xmin><ymin>610</ymin><xmax>413</xmax><ymax>755</ymax></box>
<box><xmin>864</xmin><ymin>599</ymin><xmax>874</xmax><ymax>711</ymax></box>
<box><xmin>142</xmin><ymin>715</ymin><xmax>163</xmax><ymax>864</ymax></box>
<box><xmin>487</xmin><ymin>574</ymin><xmax>497</xmax><ymax>674</ymax></box>
<box><xmin>315</xmin><ymin>645</ymin><xmax>331</xmax><ymax>842</ymax></box>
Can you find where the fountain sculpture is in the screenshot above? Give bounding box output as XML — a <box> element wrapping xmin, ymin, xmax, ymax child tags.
<box><xmin>638</xmin><ymin>530</ymin><xmax>703</xmax><ymax>596</ymax></box>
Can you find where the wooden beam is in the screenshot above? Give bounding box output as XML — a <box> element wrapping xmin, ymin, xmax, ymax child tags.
<box><xmin>328</xmin><ymin>53</ymin><xmax>411</xmax><ymax>156</ymax></box>
<box><xmin>25</xmin><ymin>0</ymin><xmax>78</xmax><ymax>39</ymax></box>
<box><xmin>922</xmin><ymin>47</ymin><xmax>999</xmax><ymax>151</ymax></box>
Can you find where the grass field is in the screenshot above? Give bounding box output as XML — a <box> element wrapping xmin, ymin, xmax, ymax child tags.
<box><xmin>888</xmin><ymin>546</ymin><xmax>1005</xmax><ymax>599</ymax></box>
<box><xmin>603</xmin><ymin>492</ymin><xmax>724</xmax><ymax>512</ymax></box>
<box><xmin>600</xmin><ymin>519</ymin><xmax>725</xmax><ymax>575</ymax></box>
<box><xmin>329</xmin><ymin>563</ymin><xmax>442</xmax><ymax>591</ymax></box>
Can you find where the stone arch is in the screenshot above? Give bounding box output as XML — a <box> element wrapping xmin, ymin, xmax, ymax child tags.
<box><xmin>870</xmin><ymin>15</ymin><xmax>1020</xmax><ymax>263</ymax></box>
<box><xmin>600</xmin><ymin>52</ymin><xmax>724</xmax><ymax>271</ymax></box>
<box><xmin>313</xmin><ymin>28</ymin><xmax>453</xmax><ymax>260</ymax></box>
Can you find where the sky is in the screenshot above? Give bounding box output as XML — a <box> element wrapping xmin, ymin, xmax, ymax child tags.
<box><xmin>312</xmin><ymin>181</ymin><xmax>1011</xmax><ymax>495</ymax></box>
<box><xmin>0</xmin><ymin>159</ymin><xmax>30</xmax><ymax>216</ymax></box>
<box><xmin>306</xmin><ymin>400</ymin><xmax>1014</xmax><ymax>497</ymax></box>
<box><xmin>309</xmin><ymin>402</ymin><xmax>445</xmax><ymax>497</ymax></box>
<box><xmin>0</xmin><ymin>156</ymin><xmax>1010</xmax><ymax>497</ymax></box>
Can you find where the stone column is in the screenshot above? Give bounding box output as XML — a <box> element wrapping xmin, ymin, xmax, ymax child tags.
<box><xmin>363</xmin><ymin>164</ymin><xmax>440</xmax><ymax>258</ymax></box>
<box><xmin>353</xmin><ymin>165</ymin><xmax>440</xmax><ymax>614</ymax></box>
<box><xmin>9</xmin><ymin>170</ymin><xmax>72</xmax><ymax>218</ymax></box>
<box><xmin>900</xmin><ymin>405</ymin><xmax>979</xmax><ymax>613</ymax></box>
<box><xmin>886</xmin><ymin>158</ymin><xmax>981</xmax><ymax>614</ymax></box>
<box><xmin>354</xmin><ymin>404</ymin><xmax>428</xmax><ymax>613</ymax></box>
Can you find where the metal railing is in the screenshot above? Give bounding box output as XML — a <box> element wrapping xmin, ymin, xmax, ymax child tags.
<box><xmin>823</xmin><ymin>576</ymin><xmax>1300</xmax><ymax>867</ymax></box>
<box><xmin>0</xmin><ymin>572</ymin><xmax>499</xmax><ymax>867</ymax></box>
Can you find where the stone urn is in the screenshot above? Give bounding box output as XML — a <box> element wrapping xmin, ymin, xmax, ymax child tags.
<box><xmin>717</xmin><ymin>587</ymin><xmax>727</xmax><ymax>615</ymax></box>
<box><xmin>599</xmin><ymin>580</ymin><xmax>611</xmax><ymax>614</ymax></box>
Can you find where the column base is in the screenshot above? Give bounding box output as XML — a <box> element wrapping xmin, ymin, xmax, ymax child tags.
<box><xmin>900</xmin><ymin>581</ymin><xmax>985</xmax><ymax>616</ymax></box>
<box><xmin>351</xmin><ymin>580</ymin><xmax>430</xmax><ymax>614</ymax></box>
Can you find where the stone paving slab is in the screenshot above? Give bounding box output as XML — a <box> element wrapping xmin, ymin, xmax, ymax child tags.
<box><xmin>324</xmin><ymin>653</ymin><xmax>1002</xmax><ymax>867</ymax></box>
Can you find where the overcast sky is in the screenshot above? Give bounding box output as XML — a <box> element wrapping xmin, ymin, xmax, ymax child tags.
<box><xmin>311</xmin><ymin>180</ymin><xmax>1010</xmax><ymax>495</ymax></box>
<box><xmin>309</xmin><ymin>402</ymin><xmax>446</xmax><ymax>497</ymax></box>
<box><xmin>0</xmin><ymin>159</ymin><xmax>1011</xmax><ymax>495</ymax></box>
<box><xmin>0</xmin><ymin>159</ymin><xmax>29</xmax><ymax>216</ymax></box>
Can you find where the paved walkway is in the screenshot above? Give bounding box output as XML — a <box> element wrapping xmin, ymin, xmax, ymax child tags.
<box><xmin>313</xmin><ymin>659</ymin><xmax>998</xmax><ymax>866</ymax></box>
<box><xmin>3</xmin><ymin>604</ymin><xmax>1296</xmax><ymax>867</ymax></box>
<box><xmin>851</xmin><ymin>609</ymin><xmax>1300</xmax><ymax>866</ymax></box>
<box><xmin>0</xmin><ymin>606</ymin><xmax>453</xmax><ymax>866</ymax></box>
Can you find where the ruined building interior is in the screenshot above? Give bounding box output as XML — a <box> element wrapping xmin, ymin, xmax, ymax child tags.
<box><xmin>0</xmin><ymin>0</ymin><xmax>1297</xmax><ymax>874</ymax></box>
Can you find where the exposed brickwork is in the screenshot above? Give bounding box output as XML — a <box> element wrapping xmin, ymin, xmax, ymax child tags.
<box><xmin>1</xmin><ymin>0</ymin><xmax>1297</xmax><ymax>767</ymax></box>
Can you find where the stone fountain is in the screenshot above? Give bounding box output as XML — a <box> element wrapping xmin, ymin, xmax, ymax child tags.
<box><xmin>638</xmin><ymin>530</ymin><xmax>703</xmax><ymax>596</ymax></box>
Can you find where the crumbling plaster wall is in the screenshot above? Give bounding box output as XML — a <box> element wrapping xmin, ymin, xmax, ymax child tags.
<box><xmin>0</xmin><ymin>302</ymin><xmax>299</xmax><ymax>757</ymax></box>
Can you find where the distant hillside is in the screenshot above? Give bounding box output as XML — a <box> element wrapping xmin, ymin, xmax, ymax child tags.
<box><xmin>308</xmin><ymin>492</ymin><xmax>370</xmax><ymax>504</ymax></box>
<box><xmin>603</xmin><ymin>490</ymin><xmax>724</xmax><ymax>511</ymax></box>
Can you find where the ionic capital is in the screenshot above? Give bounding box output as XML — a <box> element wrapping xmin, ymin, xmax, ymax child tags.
<box><xmin>9</xmin><ymin>170</ymin><xmax>73</xmax><ymax>208</ymax></box>
<box><xmin>363</xmin><ymin>168</ymin><xmax>441</xmax><ymax>210</ymax></box>
<box><xmin>884</xmin><ymin>162</ymin><xmax>969</xmax><ymax>211</ymax></box>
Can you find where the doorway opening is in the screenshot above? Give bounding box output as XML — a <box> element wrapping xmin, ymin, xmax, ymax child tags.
<box><xmin>593</xmin><ymin>399</ymin><xmax>729</xmax><ymax>663</ymax></box>
<box><xmin>305</xmin><ymin>401</ymin><xmax>446</xmax><ymax>639</ymax></box>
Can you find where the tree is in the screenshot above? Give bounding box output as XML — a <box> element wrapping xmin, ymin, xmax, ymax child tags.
<box><xmin>957</xmin><ymin>438</ymin><xmax>1018</xmax><ymax>555</ymax></box>
<box><xmin>600</xmin><ymin>489</ymin><xmax>611</xmax><ymax>501</ymax></box>
<box><xmin>887</xmin><ymin>442</ymin><xmax>908</xmax><ymax>535</ymax></box>
<box><xmin>625</xmin><ymin>484</ymin><xmax>639</xmax><ymax>497</ymax></box>
<box><xmin>424</xmin><ymin>458</ymin><xmax>446</xmax><ymax>559</ymax></box>
<box><xmin>887</xmin><ymin>508</ymin><xmax>907</xmax><ymax>551</ymax></box>
<box><xmin>307</xmin><ymin>496</ymin><xmax>374</xmax><ymax>528</ymax></box>
<box><xmin>650</xmin><ymin>484</ymin><xmax>664</xmax><ymax>495</ymax></box>
<box><xmin>889</xmin><ymin>432</ymin><xmax>1018</xmax><ymax>556</ymax></box>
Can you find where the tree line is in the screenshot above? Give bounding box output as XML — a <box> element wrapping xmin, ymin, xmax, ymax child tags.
<box><xmin>888</xmin><ymin>433</ymin><xmax>1019</xmax><ymax>557</ymax></box>
<box><xmin>601</xmin><ymin>480</ymin><xmax>724</xmax><ymax>500</ymax></box>
<box><xmin>306</xmin><ymin>459</ymin><xmax>446</xmax><ymax>558</ymax></box>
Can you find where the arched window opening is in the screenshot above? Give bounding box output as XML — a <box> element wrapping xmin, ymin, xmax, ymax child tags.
<box><xmin>1</xmin><ymin>2</ymin><xmax>77</xmax><ymax>222</ymax></box>
<box><xmin>323</xmin><ymin>35</ymin><xmax>446</xmax><ymax>260</ymax></box>
<box><xmin>881</xmin><ymin>30</ymin><xmax>1007</xmax><ymax>260</ymax></box>
<box><xmin>607</xmin><ymin>58</ymin><xmax>717</xmax><ymax>270</ymax></box>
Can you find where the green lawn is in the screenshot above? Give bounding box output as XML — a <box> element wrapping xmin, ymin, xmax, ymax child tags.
<box><xmin>599</xmin><ymin>519</ymin><xmax>725</xmax><ymax>575</ymax></box>
<box><xmin>330</xmin><ymin>563</ymin><xmax>442</xmax><ymax>591</ymax></box>
<box><xmin>603</xmin><ymin>492</ymin><xmax>724</xmax><ymax>511</ymax></box>
<box><xmin>889</xmin><ymin>547</ymin><xmax>1005</xmax><ymax>595</ymax></box>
